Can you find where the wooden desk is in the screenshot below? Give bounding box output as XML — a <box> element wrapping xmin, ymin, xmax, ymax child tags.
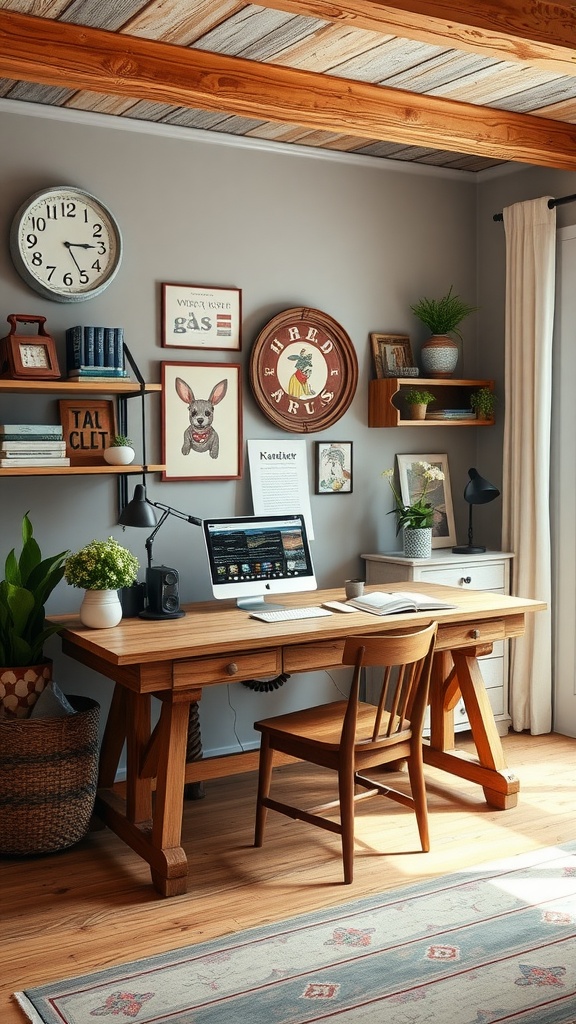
<box><xmin>57</xmin><ymin>582</ymin><xmax>545</xmax><ymax>896</ymax></box>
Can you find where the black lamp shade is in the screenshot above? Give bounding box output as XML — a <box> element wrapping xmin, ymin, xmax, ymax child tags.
<box><xmin>118</xmin><ymin>484</ymin><xmax>157</xmax><ymax>528</ymax></box>
<box><xmin>464</xmin><ymin>468</ymin><xmax>500</xmax><ymax>505</ymax></box>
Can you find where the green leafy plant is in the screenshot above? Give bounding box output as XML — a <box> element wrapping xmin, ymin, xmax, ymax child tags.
<box><xmin>0</xmin><ymin>513</ymin><xmax>69</xmax><ymax>666</ymax></box>
<box><xmin>470</xmin><ymin>387</ymin><xmax>496</xmax><ymax>418</ymax></box>
<box><xmin>110</xmin><ymin>434</ymin><xmax>133</xmax><ymax>448</ymax></box>
<box><xmin>382</xmin><ymin>462</ymin><xmax>445</xmax><ymax>533</ymax></box>
<box><xmin>65</xmin><ymin>537</ymin><xmax>139</xmax><ymax>591</ymax></box>
<box><xmin>410</xmin><ymin>286</ymin><xmax>478</xmax><ymax>339</ymax></box>
<box><xmin>404</xmin><ymin>387</ymin><xmax>435</xmax><ymax>406</ymax></box>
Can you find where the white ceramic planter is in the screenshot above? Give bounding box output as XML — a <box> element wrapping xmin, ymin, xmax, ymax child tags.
<box><xmin>80</xmin><ymin>589</ymin><xmax>123</xmax><ymax>628</ymax></box>
<box><xmin>103</xmin><ymin>446</ymin><xmax>135</xmax><ymax>465</ymax></box>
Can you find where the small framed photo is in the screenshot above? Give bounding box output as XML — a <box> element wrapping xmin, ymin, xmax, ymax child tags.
<box><xmin>162</xmin><ymin>283</ymin><xmax>242</xmax><ymax>351</ymax></box>
<box><xmin>396</xmin><ymin>453</ymin><xmax>456</xmax><ymax>547</ymax></box>
<box><xmin>162</xmin><ymin>361</ymin><xmax>242</xmax><ymax>481</ymax></box>
<box><xmin>59</xmin><ymin>398</ymin><xmax>116</xmax><ymax>465</ymax></box>
<box><xmin>371</xmin><ymin>333</ymin><xmax>414</xmax><ymax>377</ymax></box>
<box><xmin>315</xmin><ymin>441</ymin><xmax>353</xmax><ymax>494</ymax></box>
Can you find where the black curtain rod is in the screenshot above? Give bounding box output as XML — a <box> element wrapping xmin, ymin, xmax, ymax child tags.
<box><xmin>493</xmin><ymin>193</ymin><xmax>576</xmax><ymax>221</ymax></box>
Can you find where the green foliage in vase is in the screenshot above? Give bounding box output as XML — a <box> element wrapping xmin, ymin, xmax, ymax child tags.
<box><xmin>410</xmin><ymin>286</ymin><xmax>478</xmax><ymax>339</ymax></box>
<box><xmin>0</xmin><ymin>513</ymin><xmax>69</xmax><ymax>666</ymax></box>
<box><xmin>382</xmin><ymin>462</ymin><xmax>445</xmax><ymax>533</ymax></box>
<box><xmin>110</xmin><ymin>434</ymin><xmax>133</xmax><ymax>447</ymax></box>
<box><xmin>65</xmin><ymin>537</ymin><xmax>139</xmax><ymax>591</ymax></box>
<box><xmin>404</xmin><ymin>387</ymin><xmax>435</xmax><ymax>406</ymax></box>
<box><xmin>470</xmin><ymin>387</ymin><xmax>496</xmax><ymax>417</ymax></box>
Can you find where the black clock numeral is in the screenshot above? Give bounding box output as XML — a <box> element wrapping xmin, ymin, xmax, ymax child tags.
<box><xmin>31</xmin><ymin>251</ymin><xmax>43</xmax><ymax>267</ymax></box>
<box><xmin>62</xmin><ymin>201</ymin><xmax>76</xmax><ymax>217</ymax></box>
<box><xmin>91</xmin><ymin>259</ymin><xmax>102</xmax><ymax>273</ymax></box>
<box><xmin>30</xmin><ymin>216</ymin><xmax>46</xmax><ymax>232</ymax></box>
<box><xmin>79</xmin><ymin>271</ymin><xmax>89</xmax><ymax>285</ymax></box>
<box><xmin>25</xmin><ymin>233</ymin><xmax>37</xmax><ymax>249</ymax></box>
<box><xmin>97</xmin><ymin>242</ymin><xmax>107</xmax><ymax>255</ymax></box>
<box><xmin>46</xmin><ymin>266</ymin><xmax>56</xmax><ymax>281</ymax></box>
<box><xmin>62</xmin><ymin>272</ymin><xmax>73</xmax><ymax>286</ymax></box>
<box><xmin>92</xmin><ymin>222</ymin><xmax>103</xmax><ymax>238</ymax></box>
<box><xmin>45</xmin><ymin>204</ymin><xmax>57</xmax><ymax>219</ymax></box>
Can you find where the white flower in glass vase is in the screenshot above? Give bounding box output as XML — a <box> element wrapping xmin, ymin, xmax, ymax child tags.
<box><xmin>382</xmin><ymin>463</ymin><xmax>445</xmax><ymax>559</ymax></box>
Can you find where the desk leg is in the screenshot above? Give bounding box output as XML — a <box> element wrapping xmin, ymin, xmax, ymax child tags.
<box><xmin>424</xmin><ymin>648</ymin><xmax>520</xmax><ymax>810</ymax></box>
<box><xmin>149</xmin><ymin>698</ymin><xmax>191</xmax><ymax>896</ymax></box>
<box><xmin>184</xmin><ymin>701</ymin><xmax>205</xmax><ymax>801</ymax></box>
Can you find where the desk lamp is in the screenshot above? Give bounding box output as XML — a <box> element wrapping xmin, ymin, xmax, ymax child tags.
<box><xmin>119</xmin><ymin>484</ymin><xmax>202</xmax><ymax>619</ymax></box>
<box><xmin>452</xmin><ymin>467</ymin><xmax>500</xmax><ymax>555</ymax></box>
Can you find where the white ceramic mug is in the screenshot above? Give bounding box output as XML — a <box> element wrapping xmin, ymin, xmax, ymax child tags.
<box><xmin>345</xmin><ymin>579</ymin><xmax>365</xmax><ymax>599</ymax></box>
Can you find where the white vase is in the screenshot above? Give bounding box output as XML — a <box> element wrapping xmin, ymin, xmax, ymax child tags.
<box><xmin>403</xmin><ymin>527</ymin><xmax>432</xmax><ymax>559</ymax></box>
<box><xmin>80</xmin><ymin>589</ymin><xmax>123</xmax><ymax>629</ymax></box>
<box><xmin>103</xmin><ymin>446</ymin><xmax>135</xmax><ymax>465</ymax></box>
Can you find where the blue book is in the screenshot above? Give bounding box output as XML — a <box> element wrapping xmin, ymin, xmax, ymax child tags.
<box><xmin>114</xmin><ymin>327</ymin><xmax>124</xmax><ymax>370</ymax></box>
<box><xmin>83</xmin><ymin>327</ymin><xmax>95</xmax><ymax>366</ymax></box>
<box><xmin>68</xmin><ymin>368</ymin><xmax>129</xmax><ymax>378</ymax></box>
<box><xmin>93</xmin><ymin>327</ymin><xmax>105</xmax><ymax>366</ymax></box>
<box><xmin>65</xmin><ymin>326</ymin><xmax>83</xmax><ymax>370</ymax></box>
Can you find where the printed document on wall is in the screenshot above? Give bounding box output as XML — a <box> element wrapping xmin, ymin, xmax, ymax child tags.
<box><xmin>247</xmin><ymin>439</ymin><xmax>314</xmax><ymax>539</ymax></box>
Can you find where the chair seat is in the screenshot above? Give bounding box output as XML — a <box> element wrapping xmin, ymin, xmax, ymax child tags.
<box><xmin>255</xmin><ymin>701</ymin><xmax>411</xmax><ymax>752</ymax></box>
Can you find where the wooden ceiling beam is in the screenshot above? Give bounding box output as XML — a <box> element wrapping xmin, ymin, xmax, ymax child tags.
<box><xmin>2</xmin><ymin>11</ymin><xmax>576</xmax><ymax>170</ymax></box>
<box><xmin>259</xmin><ymin>0</ymin><xmax>576</xmax><ymax>75</ymax></box>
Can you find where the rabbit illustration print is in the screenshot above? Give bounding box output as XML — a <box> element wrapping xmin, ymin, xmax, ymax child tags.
<box><xmin>162</xmin><ymin>362</ymin><xmax>242</xmax><ymax>481</ymax></box>
<box><xmin>176</xmin><ymin>376</ymin><xmax>227</xmax><ymax>458</ymax></box>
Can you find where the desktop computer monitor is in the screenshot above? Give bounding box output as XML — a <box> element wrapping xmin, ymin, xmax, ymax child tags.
<box><xmin>202</xmin><ymin>513</ymin><xmax>316</xmax><ymax>611</ymax></box>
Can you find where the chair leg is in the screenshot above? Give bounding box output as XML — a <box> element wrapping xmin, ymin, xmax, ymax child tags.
<box><xmin>254</xmin><ymin>733</ymin><xmax>274</xmax><ymax>847</ymax></box>
<box><xmin>407</xmin><ymin>748</ymin><xmax>430</xmax><ymax>852</ymax></box>
<box><xmin>338</xmin><ymin>766</ymin><xmax>356</xmax><ymax>883</ymax></box>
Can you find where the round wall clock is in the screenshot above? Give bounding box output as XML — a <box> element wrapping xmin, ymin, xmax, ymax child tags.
<box><xmin>9</xmin><ymin>186</ymin><xmax>123</xmax><ymax>303</ymax></box>
<box><xmin>249</xmin><ymin>307</ymin><xmax>358</xmax><ymax>433</ymax></box>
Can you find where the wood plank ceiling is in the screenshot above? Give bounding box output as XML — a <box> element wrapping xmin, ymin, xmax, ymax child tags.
<box><xmin>1</xmin><ymin>1</ymin><xmax>576</xmax><ymax>173</ymax></box>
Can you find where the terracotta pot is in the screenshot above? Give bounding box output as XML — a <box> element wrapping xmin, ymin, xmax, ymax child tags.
<box><xmin>408</xmin><ymin>403</ymin><xmax>428</xmax><ymax>420</ymax></box>
<box><xmin>420</xmin><ymin>334</ymin><xmax>459</xmax><ymax>378</ymax></box>
<box><xmin>0</xmin><ymin>660</ymin><xmax>53</xmax><ymax>719</ymax></box>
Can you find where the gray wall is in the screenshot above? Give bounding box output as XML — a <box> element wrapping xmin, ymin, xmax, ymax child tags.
<box><xmin>1</xmin><ymin>102</ymin><xmax>487</xmax><ymax>755</ymax></box>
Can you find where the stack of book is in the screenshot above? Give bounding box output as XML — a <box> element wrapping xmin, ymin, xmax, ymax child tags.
<box><xmin>0</xmin><ymin>424</ymin><xmax>70</xmax><ymax>467</ymax></box>
<box><xmin>66</xmin><ymin>326</ymin><xmax>128</xmax><ymax>380</ymax></box>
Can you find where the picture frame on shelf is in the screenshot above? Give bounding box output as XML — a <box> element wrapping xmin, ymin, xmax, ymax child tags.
<box><xmin>59</xmin><ymin>398</ymin><xmax>116</xmax><ymax>465</ymax></box>
<box><xmin>396</xmin><ymin>453</ymin><xmax>456</xmax><ymax>548</ymax></box>
<box><xmin>161</xmin><ymin>283</ymin><xmax>242</xmax><ymax>351</ymax></box>
<box><xmin>315</xmin><ymin>441</ymin><xmax>353</xmax><ymax>494</ymax></box>
<box><xmin>370</xmin><ymin>333</ymin><xmax>414</xmax><ymax>378</ymax></box>
<box><xmin>161</xmin><ymin>361</ymin><xmax>242</xmax><ymax>481</ymax></box>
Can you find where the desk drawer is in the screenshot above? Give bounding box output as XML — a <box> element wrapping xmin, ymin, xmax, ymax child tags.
<box><xmin>418</xmin><ymin>563</ymin><xmax>506</xmax><ymax>590</ymax></box>
<box><xmin>436</xmin><ymin>618</ymin><xmax>506</xmax><ymax>650</ymax></box>
<box><xmin>173</xmin><ymin>648</ymin><xmax>281</xmax><ymax>686</ymax></box>
<box><xmin>284</xmin><ymin>639</ymin><xmax>347</xmax><ymax>674</ymax></box>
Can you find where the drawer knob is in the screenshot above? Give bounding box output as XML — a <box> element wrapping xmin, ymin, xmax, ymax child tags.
<box><xmin>470</xmin><ymin>629</ymin><xmax>481</xmax><ymax>639</ymax></box>
<box><xmin>226</xmin><ymin>663</ymin><xmax>238</xmax><ymax>676</ymax></box>
<box><xmin>461</xmin><ymin>576</ymin><xmax>472</xmax><ymax>585</ymax></box>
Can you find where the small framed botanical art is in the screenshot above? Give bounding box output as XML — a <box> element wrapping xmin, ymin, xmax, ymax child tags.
<box><xmin>396</xmin><ymin>453</ymin><xmax>456</xmax><ymax>548</ymax></box>
<box><xmin>315</xmin><ymin>441</ymin><xmax>353</xmax><ymax>494</ymax></box>
<box><xmin>162</xmin><ymin>361</ymin><xmax>242</xmax><ymax>481</ymax></box>
<box><xmin>59</xmin><ymin>398</ymin><xmax>116</xmax><ymax>465</ymax></box>
<box><xmin>161</xmin><ymin>283</ymin><xmax>242</xmax><ymax>351</ymax></box>
<box><xmin>370</xmin><ymin>333</ymin><xmax>414</xmax><ymax>377</ymax></box>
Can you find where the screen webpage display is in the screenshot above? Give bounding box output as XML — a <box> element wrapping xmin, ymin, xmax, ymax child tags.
<box><xmin>203</xmin><ymin>514</ymin><xmax>316</xmax><ymax>609</ymax></box>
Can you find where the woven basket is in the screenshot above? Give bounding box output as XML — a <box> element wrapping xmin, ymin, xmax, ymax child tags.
<box><xmin>0</xmin><ymin>695</ymin><xmax>100</xmax><ymax>857</ymax></box>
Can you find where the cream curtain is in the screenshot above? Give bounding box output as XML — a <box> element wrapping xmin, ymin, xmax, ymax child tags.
<box><xmin>502</xmin><ymin>197</ymin><xmax>555</xmax><ymax>734</ymax></box>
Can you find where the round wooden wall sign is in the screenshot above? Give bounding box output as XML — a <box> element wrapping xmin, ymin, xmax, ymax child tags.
<box><xmin>249</xmin><ymin>307</ymin><xmax>358</xmax><ymax>433</ymax></box>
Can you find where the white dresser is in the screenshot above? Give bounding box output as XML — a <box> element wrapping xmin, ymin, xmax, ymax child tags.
<box><xmin>361</xmin><ymin>550</ymin><xmax>514</xmax><ymax>737</ymax></box>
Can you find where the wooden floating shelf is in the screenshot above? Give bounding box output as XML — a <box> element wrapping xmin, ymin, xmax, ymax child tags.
<box><xmin>0</xmin><ymin>464</ymin><xmax>165</xmax><ymax>477</ymax></box>
<box><xmin>368</xmin><ymin>377</ymin><xmax>495</xmax><ymax>428</ymax></box>
<box><xmin>0</xmin><ymin>380</ymin><xmax>161</xmax><ymax>395</ymax></box>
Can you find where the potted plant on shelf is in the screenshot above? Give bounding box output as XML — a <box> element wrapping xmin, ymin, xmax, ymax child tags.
<box><xmin>103</xmin><ymin>433</ymin><xmax>136</xmax><ymax>465</ymax></box>
<box><xmin>410</xmin><ymin>285</ymin><xmax>478</xmax><ymax>379</ymax></box>
<box><xmin>382</xmin><ymin>462</ymin><xmax>445</xmax><ymax>558</ymax></box>
<box><xmin>470</xmin><ymin>386</ymin><xmax>496</xmax><ymax>420</ymax></box>
<box><xmin>0</xmin><ymin>512</ymin><xmax>69</xmax><ymax>718</ymax></box>
<box><xmin>64</xmin><ymin>537</ymin><xmax>139</xmax><ymax>629</ymax></box>
<box><xmin>404</xmin><ymin>386</ymin><xmax>435</xmax><ymax>420</ymax></box>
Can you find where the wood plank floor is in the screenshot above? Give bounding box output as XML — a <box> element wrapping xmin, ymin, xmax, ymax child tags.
<box><xmin>2</xmin><ymin>730</ymin><xmax>575</xmax><ymax>1023</ymax></box>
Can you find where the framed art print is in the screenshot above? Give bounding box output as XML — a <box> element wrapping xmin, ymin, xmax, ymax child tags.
<box><xmin>315</xmin><ymin>441</ymin><xmax>353</xmax><ymax>494</ymax></box>
<box><xmin>162</xmin><ymin>283</ymin><xmax>242</xmax><ymax>351</ymax></box>
<box><xmin>396</xmin><ymin>453</ymin><xmax>456</xmax><ymax>547</ymax></box>
<box><xmin>162</xmin><ymin>362</ymin><xmax>242</xmax><ymax>480</ymax></box>
<box><xmin>370</xmin><ymin>333</ymin><xmax>414</xmax><ymax>377</ymax></box>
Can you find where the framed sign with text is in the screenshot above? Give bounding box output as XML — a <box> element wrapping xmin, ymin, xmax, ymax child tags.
<box><xmin>161</xmin><ymin>283</ymin><xmax>242</xmax><ymax>351</ymax></box>
<box><xmin>59</xmin><ymin>399</ymin><xmax>116</xmax><ymax>465</ymax></box>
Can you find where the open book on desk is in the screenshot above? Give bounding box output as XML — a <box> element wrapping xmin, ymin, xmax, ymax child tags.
<box><xmin>346</xmin><ymin>591</ymin><xmax>456</xmax><ymax>616</ymax></box>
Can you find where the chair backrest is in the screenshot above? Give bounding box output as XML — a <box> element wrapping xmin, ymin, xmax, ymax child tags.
<box><xmin>340</xmin><ymin>623</ymin><xmax>438</xmax><ymax>751</ymax></box>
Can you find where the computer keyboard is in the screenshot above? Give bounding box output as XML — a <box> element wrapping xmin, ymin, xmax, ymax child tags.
<box><xmin>249</xmin><ymin>606</ymin><xmax>333</xmax><ymax>623</ymax></box>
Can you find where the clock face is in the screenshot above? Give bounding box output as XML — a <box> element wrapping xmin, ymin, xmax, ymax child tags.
<box><xmin>249</xmin><ymin>307</ymin><xmax>358</xmax><ymax>432</ymax></box>
<box><xmin>20</xmin><ymin>343</ymin><xmax>49</xmax><ymax>368</ymax></box>
<box><xmin>9</xmin><ymin>186</ymin><xmax>123</xmax><ymax>302</ymax></box>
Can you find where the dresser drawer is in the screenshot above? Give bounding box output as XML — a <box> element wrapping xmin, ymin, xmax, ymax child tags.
<box><xmin>173</xmin><ymin>648</ymin><xmax>281</xmax><ymax>686</ymax></box>
<box><xmin>418</xmin><ymin>563</ymin><xmax>506</xmax><ymax>590</ymax></box>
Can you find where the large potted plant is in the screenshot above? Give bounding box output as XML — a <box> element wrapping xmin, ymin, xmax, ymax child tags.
<box><xmin>64</xmin><ymin>536</ymin><xmax>139</xmax><ymax>628</ymax></box>
<box><xmin>0</xmin><ymin>512</ymin><xmax>69</xmax><ymax>718</ymax></box>
<box><xmin>411</xmin><ymin>286</ymin><xmax>478</xmax><ymax>378</ymax></box>
<box><xmin>382</xmin><ymin>462</ymin><xmax>445</xmax><ymax>558</ymax></box>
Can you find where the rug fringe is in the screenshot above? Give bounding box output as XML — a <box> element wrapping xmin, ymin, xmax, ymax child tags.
<box><xmin>13</xmin><ymin>991</ymin><xmax>44</xmax><ymax>1024</ymax></box>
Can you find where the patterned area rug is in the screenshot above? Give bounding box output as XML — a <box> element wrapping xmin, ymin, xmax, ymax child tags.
<box><xmin>15</xmin><ymin>842</ymin><xmax>576</xmax><ymax>1024</ymax></box>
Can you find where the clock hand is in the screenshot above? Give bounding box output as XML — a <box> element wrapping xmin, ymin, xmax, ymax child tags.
<box><xmin>63</xmin><ymin>241</ymin><xmax>82</xmax><ymax>273</ymax></box>
<box><xmin>64</xmin><ymin>242</ymin><xmax>96</xmax><ymax>249</ymax></box>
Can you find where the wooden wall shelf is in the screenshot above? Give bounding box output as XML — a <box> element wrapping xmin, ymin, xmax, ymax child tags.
<box><xmin>368</xmin><ymin>377</ymin><xmax>495</xmax><ymax>427</ymax></box>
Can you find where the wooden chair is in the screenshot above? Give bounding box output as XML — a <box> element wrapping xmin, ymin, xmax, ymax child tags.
<box><xmin>254</xmin><ymin>622</ymin><xmax>438</xmax><ymax>883</ymax></box>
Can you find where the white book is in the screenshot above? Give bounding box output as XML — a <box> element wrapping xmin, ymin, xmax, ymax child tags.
<box><xmin>0</xmin><ymin>424</ymin><xmax>63</xmax><ymax>435</ymax></box>
<box><xmin>346</xmin><ymin>590</ymin><xmax>456</xmax><ymax>615</ymax></box>
<box><xmin>0</xmin><ymin>456</ymin><xmax>71</xmax><ymax>467</ymax></box>
<box><xmin>0</xmin><ymin>441</ymin><xmax>67</xmax><ymax>453</ymax></box>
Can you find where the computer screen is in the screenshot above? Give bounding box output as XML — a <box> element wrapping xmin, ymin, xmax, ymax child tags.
<box><xmin>202</xmin><ymin>513</ymin><xmax>316</xmax><ymax>610</ymax></box>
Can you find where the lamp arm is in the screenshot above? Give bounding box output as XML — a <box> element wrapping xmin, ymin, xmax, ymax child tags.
<box><xmin>144</xmin><ymin>503</ymin><xmax>203</xmax><ymax>569</ymax></box>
